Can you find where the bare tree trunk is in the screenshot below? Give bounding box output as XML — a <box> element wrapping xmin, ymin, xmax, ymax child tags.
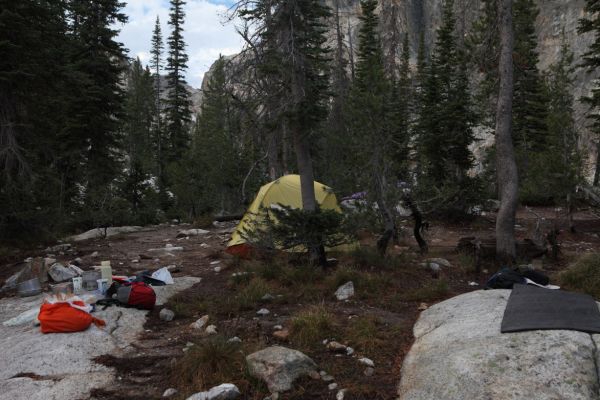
<box><xmin>292</xmin><ymin>127</ymin><xmax>326</xmax><ymax>266</ymax></box>
<box><xmin>594</xmin><ymin>142</ymin><xmax>600</xmax><ymax>186</ymax></box>
<box><xmin>347</xmin><ymin>22</ymin><xmax>355</xmax><ymax>81</ymax></box>
<box><xmin>495</xmin><ymin>0</ymin><xmax>518</xmax><ymax>265</ymax></box>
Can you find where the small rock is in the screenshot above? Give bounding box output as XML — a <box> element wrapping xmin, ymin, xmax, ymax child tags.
<box><xmin>308</xmin><ymin>370</ymin><xmax>321</xmax><ymax>380</ymax></box>
<box><xmin>160</xmin><ymin>308</ymin><xmax>175</xmax><ymax>322</ymax></box>
<box><xmin>163</xmin><ymin>388</ymin><xmax>178</xmax><ymax>397</ymax></box>
<box><xmin>345</xmin><ymin>347</ymin><xmax>355</xmax><ymax>356</ymax></box>
<box><xmin>246</xmin><ymin>346</ymin><xmax>317</xmax><ymax>392</ymax></box>
<box><xmin>186</xmin><ymin>383</ymin><xmax>240</xmax><ymax>400</ymax></box>
<box><xmin>429</xmin><ymin>262</ymin><xmax>441</xmax><ymax>278</ymax></box>
<box><xmin>426</xmin><ymin>257</ymin><xmax>452</xmax><ymax>268</ymax></box>
<box><xmin>358</xmin><ymin>357</ymin><xmax>375</xmax><ymax>367</ymax></box>
<box><xmin>322</xmin><ymin>374</ymin><xmax>335</xmax><ymax>382</ymax></box>
<box><xmin>90</xmin><ymin>251</ymin><xmax>99</xmax><ymax>258</ymax></box>
<box><xmin>328</xmin><ymin>383</ymin><xmax>338</xmax><ymax>391</ymax></box>
<box><xmin>335</xmin><ymin>281</ymin><xmax>354</xmax><ymax>301</ymax></box>
<box><xmin>228</xmin><ymin>336</ymin><xmax>242</xmax><ymax>343</ymax></box>
<box><xmin>363</xmin><ymin>367</ymin><xmax>375</xmax><ymax>377</ymax></box>
<box><xmin>327</xmin><ymin>341</ymin><xmax>347</xmax><ymax>353</ymax></box>
<box><xmin>336</xmin><ymin>389</ymin><xmax>347</xmax><ymax>400</ymax></box>
<box><xmin>205</xmin><ymin>325</ymin><xmax>218</xmax><ymax>335</ymax></box>
<box><xmin>261</xmin><ymin>293</ymin><xmax>275</xmax><ymax>301</ymax></box>
<box><xmin>191</xmin><ymin>315</ymin><xmax>209</xmax><ymax>330</ymax></box>
<box><xmin>48</xmin><ymin>263</ymin><xmax>77</xmax><ymax>282</ymax></box>
<box><xmin>214</xmin><ymin>266</ymin><xmax>222</xmax><ymax>272</ymax></box>
<box><xmin>468</xmin><ymin>281</ymin><xmax>479</xmax><ymax>286</ymax></box>
<box><xmin>273</xmin><ymin>325</ymin><xmax>283</xmax><ymax>331</ymax></box>
<box><xmin>273</xmin><ymin>329</ymin><xmax>290</xmax><ymax>340</ymax></box>
<box><xmin>256</xmin><ymin>308</ymin><xmax>270</xmax><ymax>316</ymax></box>
<box><xmin>210</xmin><ymin>260</ymin><xmax>221</xmax><ymax>265</ymax></box>
<box><xmin>418</xmin><ymin>302</ymin><xmax>429</xmax><ymax>311</ymax></box>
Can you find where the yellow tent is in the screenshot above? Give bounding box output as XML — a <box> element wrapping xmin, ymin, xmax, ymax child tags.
<box><xmin>227</xmin><ymin>174</ymin><xmax>355</xmax><ymax>256</ymax></box>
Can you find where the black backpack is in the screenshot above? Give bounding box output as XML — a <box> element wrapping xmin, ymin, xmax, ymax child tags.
<box><xmin>485</xmin><ymin>268</ymin><xmax>526</xmax><ymax>289</ymax></box>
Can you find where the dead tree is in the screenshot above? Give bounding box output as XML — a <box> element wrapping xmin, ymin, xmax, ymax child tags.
<box><xmin>495</xmin><ymin>0</ymin><xmax>519</xmax><ymax>265</ymax></box>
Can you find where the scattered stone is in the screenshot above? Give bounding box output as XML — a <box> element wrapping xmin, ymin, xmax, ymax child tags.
<box><xmin>327</xmin><ymin>341</ymin><xmax>347</xmax><ymax>353</ymax></box>
<box><xmin>321</xmin><ymin>374</ymin><xmax>334</xmax><ymax>382</ymax></box>
<box><xmin>418</xmin><ymin>303</ymin><xmax>428</xmax><ymax>311</ymax></box>
<box><xmin>177</xmin><ymin>228</ymin><xmax>210</xmax><ymax>238</ymax></box>
<box><xmin>201</xmin><ymin>243</ymin><xmax>210</xmax><ymax>248</ymax></box>
<box><xmin>358</xmin><ymin>357</ymin><xmax>374</xmax><ymax>367</ymax></box>
<box><xmin>246</xmin><ymin>346</ymin><xmax>318</xmax><ymax>392</ymax></box>
<box><xmin>334</xmin><ymin>281</ymin><xmax>354</xmax><ymax>301</ymax></box>
<box><xmin>70</xmin><ymin>226</ymin><xmax>143</xmax><ymax>241</ymax></box>
<box><xmin>214</xmin><ymin>266</ymin><xmax>222</xmax><ymax>272</ymax></box>
<box><xmin>191</xmin><ymin>315</ymin><xmax>209</xmax><ymax>330</ymax></box>
<box><xmin>426</xmin><ymin>258</ymin><xmax>452</xmax><ymax>268</ymax></box>
<box><xmin>210</xmin><ymin>260</ymin><xmax>221</xmax><ymax>265</ymax></box>
<box><xmin>43</xmin><ymin>257</ymin><xmax>57</xmax><ymax>267</ymax></box>
<box><xmin>273</xmin><ymin>325</ymin><xmax>283</xmax><ymax>331</ymax></box>
<box><xmin>48</xmin><ymin>263</ymin><xmax>77</xmax><ymax>282</ymax></box>
<box><xmin>228</xmin><ymin>337</ymin><xmax>242</xmax><ymax>344</ymax></box>
<box><xmin>272</xmin><ymin>329</ymin><xmax>290</xmax><ymax>340</ymax></box>
<box><xmin>345</xmin><ymin>347</ymin><xmax>354</xmax><ymax>356</ymax></box>
<box><xmin>159</xmin><ymin>308</ymin><xmax>175</xmax><ymax>322</ymax></box>
<box><xmin>308</xmin><ymin>370</ymin><xmax>321</xmax><ymax>380</ymax></box>
<box><xmin>256</xmin><ymin>308</ymin><xmax>270</xmax><ymax>316</ymax></box>
<box><xmin>205</xmin><ymin>325</ymin><xmax>218</xmax><ymax>335</ymax></box>
<box><xmin>90</xmin><ymin>251</ymin><xmax>99</xmax><ymax>258</ymax></box>
<box><xmin>363</xmin><ymin>367</ymin><xmax>375</xmax><ymax>377</ymax></box>
<box><xmin>186</xmin><ymin>383</ymin><xmax>241</xmax><ymax>400</ymax></box>
<box><xmin>132</xmin><ymin>259</ymin><xmax>139</xmax><ymax>263</ymax></box>
<box><xmin>428</xmin><ymin>262</ymin><xmax>441</xmax><ymax>278</ymax></box>
<box><xmin>163</xmin><ymin>388</ymin><xmax>178</xmax><ymax>397</ymax></box>
<box><xmin>328</xmin><ymin>383</ymin><xmax>338</xmax><ymax>391</ymax></box>
<box><xmin>336</xmin><ymin>389</ymin><xmax>347</xmax><ymax>400</ymax></box>
<box><xmin>148</xmin><ymin>246</ymin><xmax>184</xmax><ymax>253</ymax></box>
<box><xmin>468</xmin><ymin>281</ymin><xmax>479</xmax><ymax>286</ymax></box>
<box><xmin>261</xmin><ymin>293</ymin><xmax>275</xmax><ymax>301</ymax></box>
<box><xmin>45</xmin><ymin>243</ymin><xmax>72</xmax><ymax>253</ymax></box>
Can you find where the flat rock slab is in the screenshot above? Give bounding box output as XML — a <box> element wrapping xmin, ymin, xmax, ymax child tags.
<box><xmin>398</xmin><ymin>290</ymin><xmax>600</xmax><ymax>400</ymax></box>
<box><xmin>0</xmin><ymin>277</ymin><xmax>200</xmax><ymax>400</ymax></box>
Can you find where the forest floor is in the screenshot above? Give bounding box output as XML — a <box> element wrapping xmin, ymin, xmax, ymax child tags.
<box><xmin>1</xmin><ymin>206</ymin><xmax>600</xmax><ymax>400</ymax></box>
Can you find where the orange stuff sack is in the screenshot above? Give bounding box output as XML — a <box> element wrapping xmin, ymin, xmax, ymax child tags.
<box><xmin>38</xmin><ymin>301</ymin><xmax>105</xmax><ymax>334</ymax></box>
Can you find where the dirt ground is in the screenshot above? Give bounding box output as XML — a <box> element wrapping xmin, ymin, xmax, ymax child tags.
<box><xmin>1</xmin><ymin>206</ymin><xmax>600</xmax><ymax>400</ymax></box>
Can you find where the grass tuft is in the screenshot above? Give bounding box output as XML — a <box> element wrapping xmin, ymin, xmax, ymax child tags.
<box><xmin>398</xmin><ymin>279</ymin><xmax>449</xmax><ymax>302</ymax></box>
<box><xmin>560</xmin><ymin>253</ymin><xmax>600</xmax><ymax>299</ymax></box>
<box><xmin>346</xmin><ymin>316</ymin><xmax>382</xmax><ymax>353</ymax></box>
<box><xmin>290</xmin><ymin>305</ymin><xmax>335</xmax><ymax>348</ymax></box>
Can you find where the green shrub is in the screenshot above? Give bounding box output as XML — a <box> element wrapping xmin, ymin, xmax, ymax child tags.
<box><xmin>346</xmin><ymin>316</ymin><xmax>381</xmax><ymax>353</ymax></box>
<box><xmin>560</xmin><ymin>254</ymin><xmax>600</xmax><ymax>299</ymax></box>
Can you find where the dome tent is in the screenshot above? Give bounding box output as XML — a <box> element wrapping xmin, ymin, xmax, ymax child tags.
<box><xmin>226</xmin><ymin>175</ymin><xmax>355</xmax><ymax>257</ymax></box>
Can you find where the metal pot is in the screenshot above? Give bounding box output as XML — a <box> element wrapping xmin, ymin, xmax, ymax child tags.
<box><xmin>17</xmin><ymin>277</ymin><xmax>42</xmax><ymax>297</ymax></box>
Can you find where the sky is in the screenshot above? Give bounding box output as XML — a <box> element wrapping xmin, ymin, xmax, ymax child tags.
<box><xmin>117</xmin><ymin>0</ymin><xmax>243</xmax><ymax>88</ymax></box>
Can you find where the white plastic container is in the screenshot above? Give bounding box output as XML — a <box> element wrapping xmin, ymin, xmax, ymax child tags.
<box><xmin>100</xmin><ymin>260</ymin><xmax>113</xmax><ymax>286</ymax></box>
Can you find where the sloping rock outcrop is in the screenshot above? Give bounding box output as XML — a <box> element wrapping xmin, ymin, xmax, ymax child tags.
<box><xmin>398</xmin><ymin>289</ymin><xmax>600</xmax><ymax>400</ymax></box>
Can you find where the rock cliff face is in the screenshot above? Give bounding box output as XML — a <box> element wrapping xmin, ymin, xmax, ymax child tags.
<box><xmin>202</xmin><ymin>1</ymin><xmax>598</xmax><ymax>173</ymax></box>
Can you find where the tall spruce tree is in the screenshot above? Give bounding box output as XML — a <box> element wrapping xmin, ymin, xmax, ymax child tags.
<box><xmin>237</xmin><ymin>0</ymin><xmax>332</xmax><ymax>264</ymax></box>
<box><xmin>578</xmin><ymin>0</ymin><xmax>600</xmax><ymax>185</ymax></box>
<box><xmin>65</xmin><ymin>0</ymin><xmax>128</xmax><ymax>224</ymax></box>
<box><xmin>348</xmin><ymin>0</ymin><xmax>397</xmax><ymax>253</ymax></box>
<box><xmin>165</xmin><ymin>0</ymin><xmax>192</xmax><ymax>163</ymax></box>
<box><xmin>150</xmin><ymin>16</ymin><xmax>167</xmax><ymax>194</ymax></box>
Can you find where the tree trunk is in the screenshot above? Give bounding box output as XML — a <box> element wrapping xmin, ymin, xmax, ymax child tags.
<box><xmin>495</xmin><ymin>0</ymin><xmax>519</xmax><ymax>265</ymax></box>
<box><xmin>292</xmin><ymin>126</ymin><xmax>326</xmax><ymax>266</ymax></box>
<box><xmin>594</xmin><ymin>142</ymin><xmax>600</xmax><ymax>186</ymax></box>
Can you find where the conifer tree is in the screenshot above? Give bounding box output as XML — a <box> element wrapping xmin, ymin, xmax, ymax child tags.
<box><xmin>165</xmin><ymin>0</ymin><xmax>192</xmax><ymax>163</ymax></box>
<box><xmin>65</xmin><ymin>0</ymin><xmax>128</xmax><ymax>220</ymax></box>
<box><xmin>237</xmin><ymin>0</ymin><xmax>332</xmax><ymax>264</ymax></box>
<box><xmin>390</xmin><ymin>34</ymin><xmax>411</xmax><ymax>175</ymax></box>
<box><xmin>578</xmin><ymin>0</ymin><xmax>600</xmax><ymax>185</ymax></box>
<box><xmin>122</xmin><ymin>59</ymin><xmax>156</xmax><ymax>219</ymax></box>
<box><xmin>150</xmin><ymin>16</ymin><xmax>166</xmax><ymax>192</ymax></box>
<box><xmin>347</xmin><ymin>0</ymin><xmax>397</xmax><ymax>253</ymax></box>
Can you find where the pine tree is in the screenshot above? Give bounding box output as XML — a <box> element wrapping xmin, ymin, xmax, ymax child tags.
<box><xmin>347</xmin><ymin>0</ymin><xmax>397</xmax><ymax>253</ymax></box>
<box><xmin>578</xmin><ymin>0</ymin><xmax>600</xmax><ymax>185</ymax></box>
<box><xmin>150</xmin><ymin>16</ymin><xmax>166</xmax><ymax>192</ymax></box>
<box><xmin>165</xmin><ymin>0</ymin><xmax>192</xmax><ymax>163</ymax></box>
<box><xmin>64</xmin><ymin>0</ymin><xmax>128</xmax><ymax>222</ymax></box>
<box><xmin>238</xmin><ymin>0</ymin><xmax>332</xmax><ymax>264</ymax></box>
<box><xmin>122</xmin><ymin>59</ymin><xmax>156</xmax><ymax>219</ymax></box>
<box><xmin>390</xmin><ymin>33</ymin><xmax>411</xmax><ymax>175</ymax></box>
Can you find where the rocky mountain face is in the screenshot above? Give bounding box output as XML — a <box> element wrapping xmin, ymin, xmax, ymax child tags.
<box><xmin>201</xmin><ymin>0</ymin><xmax>598</xmax><ymax>174</ymax></box>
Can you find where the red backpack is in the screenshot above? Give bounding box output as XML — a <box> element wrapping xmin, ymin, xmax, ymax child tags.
<box><xmin>117</xmin><ymin>282</ymin><xmax>156</xmax><ymax>310</ymax></box>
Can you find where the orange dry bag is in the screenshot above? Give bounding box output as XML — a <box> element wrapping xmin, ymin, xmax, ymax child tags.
<box><xmin>38</xmin><ymin>301</ymin><xmax>105</xmax><ymax>334</ymax></box>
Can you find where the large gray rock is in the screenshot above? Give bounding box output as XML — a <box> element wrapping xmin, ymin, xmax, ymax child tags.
<box><xmin>186</xmin><ymin>383</ymin><xmax>240</xmax><ymax>400</ymax></box>
<box><xmin>68</xmin><ymin>226</ymin><xmax>143</xmax><ymax>241</ymax></box>
<box><xmin>398</xmin><ymin>290</ymin><xmax>600</xmax><ymax>400</ymax></box>
<box><xmin>246</xmin><ymin>346</ymin><xmax>317</xmax><ymax>392</ymax></box>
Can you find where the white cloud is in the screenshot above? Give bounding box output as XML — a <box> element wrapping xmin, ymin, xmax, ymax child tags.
<box><xmin>117</xmin><ymin>0</ymin><xmax>243</xmax><ymax>88</ymax></box>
